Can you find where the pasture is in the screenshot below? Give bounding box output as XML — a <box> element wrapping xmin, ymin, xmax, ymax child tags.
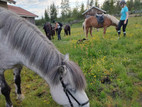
<box><xmin>0</xmin><ymin>16</ymin><xmax>142</xmax><ymax>107</ymax></box>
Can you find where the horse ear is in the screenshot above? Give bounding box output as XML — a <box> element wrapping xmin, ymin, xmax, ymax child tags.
<box><xmin>58</xmin><ymin>65</ymin><xmax>67</xmax><ymax>77</ymax></box>
<box><xmin>64</xmin><ymin>54</ymin><xmax>69</xmax><ymax>62</ymax></box>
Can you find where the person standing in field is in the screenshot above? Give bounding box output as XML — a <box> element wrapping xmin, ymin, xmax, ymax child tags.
<box><xmin>117</xmin><ymin>0</ymin><xmax>129</xmax><ymax>37</ymax></box>
<box><xmin>53</xmin><ymin>20</ymin><xmax>62</xmax><ymax>40</ymax></box>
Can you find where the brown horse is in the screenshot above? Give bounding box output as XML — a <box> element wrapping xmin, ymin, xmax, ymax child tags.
<box><xmin>84</xmin><ymin>14</ymin><xmax>119</xmax><ymax>38</ymax></box>
<box><xmin>64</xmin><ymin>24</ymin><xmax>71</xmax><ymax>36</ymax></box>
<box><xmin>43</xmin><ymin>22</ymin><xmax>54</xmax><ymax>40</ymax></box>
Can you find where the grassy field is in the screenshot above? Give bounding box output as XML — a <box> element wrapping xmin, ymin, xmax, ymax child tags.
<box><xmin>0</xmin><ymin>16</ymin><xmax>142</xmax><ymax>107</ymax></box>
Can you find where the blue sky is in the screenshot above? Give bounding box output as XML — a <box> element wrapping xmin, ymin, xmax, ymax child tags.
<box><xmin>9</xmin><ymin>0</ymin><xmax>105</xmax><ymax>19</ymax></box>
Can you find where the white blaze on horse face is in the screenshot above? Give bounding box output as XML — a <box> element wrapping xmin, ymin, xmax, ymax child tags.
<box><xmin>50</xmin><ymin>85</ymin><xmax>89</xmax><ymax>107</ymax></box>
<box><xmin>50</xmin><ymin>69</ymin><xmax>89</xmax><ymax>107</ymax></box>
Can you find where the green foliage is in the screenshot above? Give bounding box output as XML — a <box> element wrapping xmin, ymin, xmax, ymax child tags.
<box><xmin>50</xmin><ymin>3</ymin><xmax>57</xmax><ymax>21</ymax></box>
<box><xmin>60</xmin><ymin>0</ymin><xmax>70</xmax><ymax>18</ymax></box>
<box><xmin>44</xmin><ymin>10</ymin><xmax>50</xmax><ymax>22</ymax></box>
<box><xmin>35</xmin><ymin>17</ymin><xmax>45</xmax><ymax>27</ymax></box>
<box><xmin>102</xmin><ymin>0</ymin><xmax>142</xmax><ymax>15</ymax></box>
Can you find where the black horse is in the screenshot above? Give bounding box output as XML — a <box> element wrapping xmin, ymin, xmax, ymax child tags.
<box><xmin>64</xmin><ymin>24</ymin><xmax>71</xmax><ymax>36</ymax></box>
<box><xmin>43</xmin><ymin>22</ymin><xmax>54</xmax><ymax>40</ymax></box>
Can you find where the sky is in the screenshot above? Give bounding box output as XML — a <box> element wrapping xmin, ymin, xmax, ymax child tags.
<box><xmin>9</xmin><ymin>0</ymin><xmax>105</xmax><ymax>19</ymax></box>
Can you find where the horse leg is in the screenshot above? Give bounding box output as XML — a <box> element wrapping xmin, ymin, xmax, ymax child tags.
<box><xmin>69</xmin><ymin>28</ymin><xmax>71</xmax><ymax>35</ymax></box>
<box><xmin>49</xmin><ymin>34</ymin><xmax>51</xmax><ymax>40</ymax></box>
<box><xmin>13</xmin><ymin>66</ymin><xmax>24</xmax><ymax>100</ymax></box>
<box><xmin>66</xmin><ymin>30</ymin><xmax>68</xmax><ymax>36</ymax></box>
<box><xmin>0</xmin><ymin>70</ymin><xmax>13</xmax><ymax>107</ymax></box>
<box><xmin>66</xmin><ymin>31</ymin><xmax>68</xmax><ymax>36</ymax></box>
<box><xmin>85</xmin><ymin>27</ymin><xmax>89</xmax><ymax>38</ymax></box>
<box><xmin>64</xmin><ymin>30</ymin><xmax>65</xmax><ymax>36</ymax></box>
<box><xmin>103</xmin><ymin>27</ymin><xmax>107</xmax><ymax>38</ymax></box>
<box><xmin>90</xmin><ymin>27</ymin><xmax>93</xmax><ymax>37</ymax></box>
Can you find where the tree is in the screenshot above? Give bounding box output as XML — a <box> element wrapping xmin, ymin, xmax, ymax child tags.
<box><xmin>80</xmin><ymin>3</ymin><xmax>85</xmax><ymax>14</ymax></box>
<box><xmin>44</xmin><ymin>9</ymin><xmax>50</xmax><ymax>22</ymax></box>
<box><xmin>95</xmin><ymin>0</ymin><xmax>99</xmax><ymax>7</ymax></box>
<box><xmin>87</xmin><ymin>0</ymin><xmax>90</xmax><ymax>9</ymax></box>
<box><xmin>50</xmin><ymin>3</ymin><xmax>57</xmax><ymax>21</ymax></box>
<box><xmin>102</xmin><ymin>0</ymin><xmax>115</xmax><ymax>14</ymax></box>
<box><xmin>90</xmin><ymin>0</ymin><xmax>94</xmax><ymax>7</ymax></box>
<box><xmin>128</xmin><ymin>0</ymin><xmax>135</xmax><ymax>11</ymax></box>
<box><xmin>72</xmin><ymin>8</ymin><xmax>78</xmax><ymax>18</ymax></box>
<box><xmin>114</xmin><ymin>1</ymin><xmax>121</xmax><ymax>14</ymax></box>
<box><xmin>78</xmin><ymin>3</ymin><xmax>85</xmax><ymax>19</ymax></box>
<box><xmin>102</xmin><ymin>0</ymin><xmax>110</xmax><ymax>13</ymax></box>
<box><xmin>109</xmin><ymin>0</ymin><xmax>115</xmax><ymax>14</ymax></box>
<box><xmin>60</xmin><ymin>0</ymin><xmax>70</xmax><ymax>17</ymax></box>
<box><xmin>134</xmin><ymin>0</ymin><xmax>141</xmax><ymax>10</ymax></box>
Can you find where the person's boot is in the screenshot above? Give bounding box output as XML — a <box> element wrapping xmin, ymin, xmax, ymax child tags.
<box><xmin>123</xmin><ymin>32</ymin><xmax>126</xmax><ymax>37</ymax></box>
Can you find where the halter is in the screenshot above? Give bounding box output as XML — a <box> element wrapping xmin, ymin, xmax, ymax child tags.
<box><xmin>60</xmin><ymin>77</ymin><xmax>89</xmax><ymax>107</ymax></box>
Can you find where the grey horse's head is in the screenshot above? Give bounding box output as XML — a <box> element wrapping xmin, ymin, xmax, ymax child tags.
<box><xmin>48</xmin><ymin>54</ymin><xmax>89</xmax><ymax>107</ymax></box>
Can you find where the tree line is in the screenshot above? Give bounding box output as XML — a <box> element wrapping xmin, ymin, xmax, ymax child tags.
<box><xmin>36</xmin><ymin>0</ymin><xmax>142</xmax><ymax>26</ymax></box>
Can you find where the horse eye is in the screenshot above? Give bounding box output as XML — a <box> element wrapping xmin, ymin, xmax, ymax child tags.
<box><xmin>69</xmin><ymin>88</ymin><xmax>76</xmax><ymax>93</ymax></box>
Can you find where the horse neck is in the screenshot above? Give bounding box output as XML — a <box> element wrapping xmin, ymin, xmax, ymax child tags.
<box><xmin>112</xmin><ymin>23</ymin><xmax>117</xmax><ymax>27</ymax></box>
<box><xmin>20</xmin><ymin>48</ymin><xmax>63</xmax><ymax>85</ymax></box>
<box><xmin>11</xmin><ymin>26</ymin><xmax>63</xmax><ymax>85</ymax></box>
<box><xmin>105</xmin><ymin>15</ymin><xmax>118</xmax><ymax>27</ymax></box>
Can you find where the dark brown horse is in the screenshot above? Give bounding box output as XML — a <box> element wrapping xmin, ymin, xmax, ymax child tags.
<box><xmin>64</xmin><ymin>24</ymin><xmax>71</xmax><ymax>36</ymax></box>
<box><xmin>84</xmin><ymin>14</ymin><xmax>119</xmax><ymax>38</ymax></box>
<box><xmin>51</xmin><ymin>26</ymin><xmax>56</xmax><ymax>38</ymax></box>
<box><xmin>43</xmin><ymin>22</ymin><xmax>54</xmax><ymax>40</ymax></box>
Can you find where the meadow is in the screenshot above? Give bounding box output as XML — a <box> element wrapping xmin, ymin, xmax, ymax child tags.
<box><xmin>0</xmin><ymin>16</ymin><xmax>142</xmax><ymax>107</ymax></box>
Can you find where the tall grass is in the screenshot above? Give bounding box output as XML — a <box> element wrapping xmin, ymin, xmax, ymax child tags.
<box><xmin>0</xmin><ymin>17</ymin><xmax>142</xmax><ymax>107</ymax></box>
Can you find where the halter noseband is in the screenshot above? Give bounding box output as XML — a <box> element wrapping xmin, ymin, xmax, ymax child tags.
<box><xmin>60</xmin><ymin>77</ymin><xmax>89</xmax><ymax>107</ymax></box>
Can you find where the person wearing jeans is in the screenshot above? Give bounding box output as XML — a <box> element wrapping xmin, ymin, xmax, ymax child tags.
<box><xmin>117</xmin><ymin>0</ymin><xmax>129</xmax><ymax>37</ymax></box>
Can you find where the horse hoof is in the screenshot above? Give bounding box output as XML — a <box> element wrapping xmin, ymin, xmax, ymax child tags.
<box><xmin>17</xmin><ymin>94</ymin><xmax>25</xmax><ymax>100</ymax></box>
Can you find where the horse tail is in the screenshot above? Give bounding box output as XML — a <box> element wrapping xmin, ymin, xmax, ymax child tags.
<box><xmin>83</xmin><ymin>19</ymin><xmax>87</xmax><ymax>37</ymax></box>
<box><xmin>69</xmin><ymin>26</ymin><xmax>71</xmax><ymax>35</ymax></box>
<box><xmin>82</xmin><ymin>22</ymin><xmax>84</xmax><ymax>30</ymax></box>
<box><xmin>82</xmin><ymin>21</ymin><xmax>85</xmax><ymax>30</ymax></box>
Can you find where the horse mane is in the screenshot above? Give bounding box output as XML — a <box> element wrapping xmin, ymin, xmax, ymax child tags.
<box><xmin>48</xmin><ymin>61</ymin><xmax>86</xmax><ymax>90</ymax></box>
<box><xmin>104</xmin><ymin>14</ymin><xmax>119</xmax><ymax>26</ymax></box>
<box><xmin>65</xmin><ymin>61</ymin><xmax>86</xmax><ymax>90</ymax></box>
<box><xmin>0</xmin><ymin>7</ymin><xmax>63</xmax><ymax>74</ymax></box>
<box><xmin>0</xmin><ymin>7</ymin><xmax>86</xmax><ymax>90</ymax></box>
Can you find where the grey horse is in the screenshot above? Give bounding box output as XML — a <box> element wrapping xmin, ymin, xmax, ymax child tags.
<box><xmin>0</xmin><ymin>7</ymin><xmax>89</xmax><ymax>107</ymax></box>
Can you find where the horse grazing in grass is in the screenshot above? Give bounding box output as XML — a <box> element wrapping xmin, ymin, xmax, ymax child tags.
<box><xmin>51</xmin><ymin>26</ymin><xmax>56</xmax><ymax>37</ymax></box>
<box><xmin>0</xmin><ymin>7</ymin><xmax>89</xmax><ymax>107</ymax></box>
<box><xmin>43</xmin><ymin>22</ymin><xmax>54</xmax><ymax>40</ymax></box>
<box><xmin>64</xmin><ymin>24</ymin><xmax>71</xmax><ymax>36</ymax></box>
<box><xmin>84</xmin><ymin>14</ymin><xmax>119</xmax><ymax>38</ymax></box>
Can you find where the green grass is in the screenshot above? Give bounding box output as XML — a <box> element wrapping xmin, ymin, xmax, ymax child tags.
<box><xmin>0</xmin><ymin>16</ymin><xmax>142</xmax><ymax>107</ymax></box>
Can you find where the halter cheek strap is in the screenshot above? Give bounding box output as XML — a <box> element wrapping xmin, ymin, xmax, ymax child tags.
<box><xmin>60</xmin><ymin>77</ymin><xmax>89</xmax><ymax>107</ymax></box>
